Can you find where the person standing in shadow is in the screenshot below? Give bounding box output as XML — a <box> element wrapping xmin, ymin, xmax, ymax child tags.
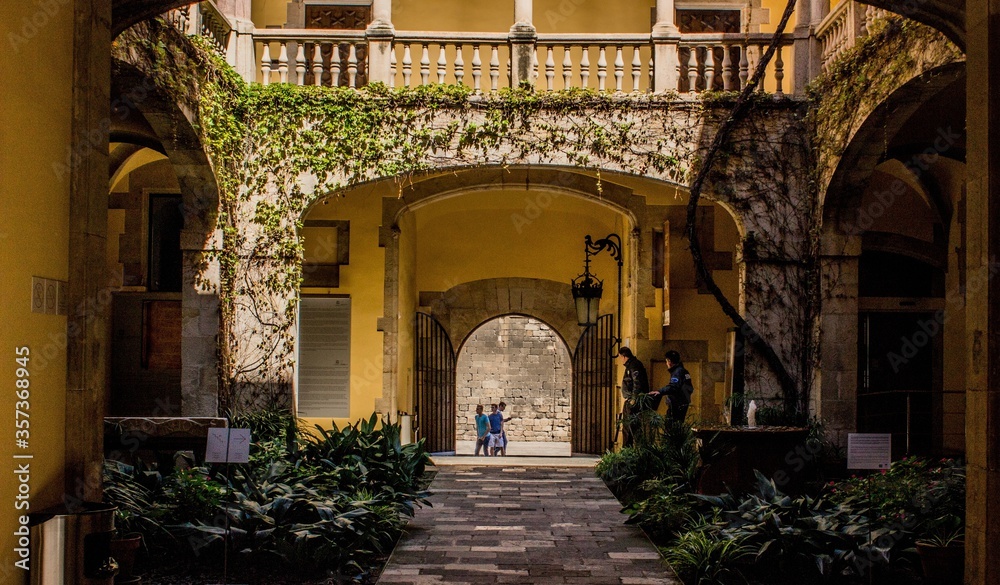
<box><xmin>648</xmin><ymin>350</ymin><xmax>694</xmax><ymax>423</ymax></box>
<box><xmin>618</xmin><ymin>347</ymin><xmax>649</xmax><ymax>447</ymax></box>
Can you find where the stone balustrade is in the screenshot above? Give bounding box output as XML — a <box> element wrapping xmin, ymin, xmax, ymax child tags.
<box><xmin>165</xmin><ymin>1</ymin><xmax>888</xmax><ymax>95</ymax></box>
<box><xmin>816</xmin><ymin>0</ymin><xmax>891</xmax><ymax>72</ymax></box>
<box><xmin>254</xmin><ymin>29</ymin><xmax>367</xmax><ymax>87</ymax></box>
<box><xmin>166</xmin><ymin>1</ymin><xmax>232</xmax><ymax>55</ymax></box>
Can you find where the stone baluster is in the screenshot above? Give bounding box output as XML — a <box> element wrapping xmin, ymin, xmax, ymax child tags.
<box><xmin>437</xmin><ymin>45</ymin><xmax>448</xmax><ymax>83</ymax></box>
<box><xmin>472</xmin><ymin>46</ymin><xmax>483</xmax><ymax>92</ymax></box>
<box><xmin>545</xmin><ymin>46</ymin><xmax>556</xmax><ymax>91</ymax></box>
<box><xmin>347</xmin><ymin>43</ymin><xmax>359</xmax><ymax>88</ymax></box>
<box><xmin>631</xmin><ymin>48</ymin><xmax>641</xmax><ymax>92</ymax></box>
<box><xmin>490</xmin><ymin>45</ymin><xmax>501</xmax><ymax>91</ymax></box>
<box><xmin>704</xmin><ymin>45</ymin><xmax>715</xmax><ymax>91</ymax></box>
<box><xmin>562</xmin><ymin>48</ymin><xmax>572</xmax><ymax>88</ymax></box>
<box><xmin>261</xmin><ymin>43</ymin><xmax>272</xmax><ymax>85</ymax></box>
<box><xmin>313</xmin><ymin>43</ymin><xmax>324</xmax><ymax>86</ymax></box>
<box><xmin>774</xmin><ymin>45</ymin><xmax>784</xmax><ymax>95</ymax></box>
<box><xmin>510</xmin><ymin>0</ymin><xmax>537</xmax><ymax>86</ymax></box>
<box><xmin>687</xmin><ymin>46</ymin><xmax>698</xmax><ymax>93</ymax></box>
<box><xmin>738</xmin><ymin>44</ymin><xmax>749</xmax><ymax>89</ymax></box>
<box><xmin>366</xmin><ymin>0</ymin><xmax>395</xmax><ymax>85</ymax></box>
<box><xmin>757</xmin><ymin>44</ymin><xmax>766</xmax><ymax>91</ymax></box>
<box><xmin>331</xmin><ymin>48</ymin><xmax>342</xmax><ymax>87</ymax></box>
<box><xmin>614</xmin><ymin>46</ymin><xmax>625</xmax><ymax>92</ymax></box>
<box><xmin>649</xmin><ymin>56</ymin><xmax>654</xmax><ymax>91</ymax></box>
<box><xmin>420</xmin><ymin>44</ymin><xmax>430</xmax><ymax>85</ymax></box>
<box><xmin>652</xmin><ymin>0</ymin><xmax>680</xmax><ymax>92</ymax></box>
<box><xmin>597</xmin><ymin>46</ymin><xmax>607</xmax><ymax>90</ymax></box>
<box><xmin>455</xmin><ymin>45</ymin><xmax>465</xmax><ymax>86</ymax></box>
<box><xmin>532</xmin><ymin>48</ymin><xmax>540</xmax><ymax>85</ymax></box>
<box><xmin>722</xmin><ymin>45</ymin><xmax>733</xmax><ymax>90</ymax></box>
<box><xmin>580</xmin><ymin>46</ymin><xmax>591</xmax><ymax>88</ymax></box>
<box><xmin>402</xmin><ymin>45</ymin><xmax>412</xmax><ymax>87</ymax></box>
<box><xmin>295</xmin><ymin>44</ymin><xmax>307</xmax><ymax>85</ymax></box>
<box><xmin>278</xmin><ymin>42</ymin><xmax>289</xmax><ymax>84</ymax></box>
<box><xmin>389</xmin><ymin>44</ymin><xmax>397</xmax><ymax>88</ymax></box>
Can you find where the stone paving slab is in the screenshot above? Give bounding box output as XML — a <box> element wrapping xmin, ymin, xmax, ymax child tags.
<box><xmin>378</xmin><ymin>466</ymin><xmax>682</xmax><ymax>584</ymax></box>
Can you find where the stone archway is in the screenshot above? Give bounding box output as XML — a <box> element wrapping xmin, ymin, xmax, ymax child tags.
<box><xmin>818</xmin><ymin>65</ymin><xmax>967</xmax><ymax>447</ymax></box>
<box><xmin>111</xmin><ymin>50</ymin><xmax>222</xmax><ymax>416</ymax></box>
<box><xmin>455</xmin><ymin>314</ymin><xmax>573</xmax><ymax>456</ymax></box>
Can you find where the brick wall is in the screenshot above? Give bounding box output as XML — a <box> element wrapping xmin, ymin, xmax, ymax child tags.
<box><xmin>456</xmin><ymin>315</ymin><xmax>571</xmax><ymax>443</ymax></box>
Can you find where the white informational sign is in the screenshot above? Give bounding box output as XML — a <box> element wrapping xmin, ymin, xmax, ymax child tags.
<box><xmin>205</xmin><ymin>428</ymin><xmax>251</xmax><ymax>463</ymax></box>
<box><xmin>847</xmin><ymin>433</ymin><xmax>892</xmax><ymax>470</ymax></box>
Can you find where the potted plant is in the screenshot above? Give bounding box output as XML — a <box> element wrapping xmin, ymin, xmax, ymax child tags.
<box><xmin>103</xmin><ymin>460</ymin><xmax>165</xmax><ymax>585</ymax></box>
<box><xmin>915</xmin><ymin>514</ymin><xmax>965</xmax><ymax>585</ymax></box>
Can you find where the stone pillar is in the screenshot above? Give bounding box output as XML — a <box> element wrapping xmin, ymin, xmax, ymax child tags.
<box><xmin>366</xmin><ymin>0</ymin><xmax>396</xmax><ymax>86</ymax></box>
<box><xmin>377</xmin><ymin>218</ymin><xmax>402</xmax><ymax>418</ymax></box>
<box><xmin>817</xmin><ymin>234</ymin><xmax>861</xmax><ymax>446</ymax></box>
<box><xmin>66</xmin><ymin>0</ymin><xmax>112</xmax><ymax>504</ymax></box>
<box><xmin>651</xmin><ymin>0</ymin><xmax>680</xmax><ymax>93</ymax></box>
<box><xmin>229</xmin><ymin>18</ymin><xmax>257</xmax><ymax>83</ymax></box>
<box><xmin>792</xmin><ymin>0</ymin><xmax>812</xmax><ymax>95</ymax></box>
<box><xmin>180</xmin><ymin>228</ymin><xmax>220</xmax><ymax>417</ymax></box>
<box><xmin>965</xmin><ymin>0</ymin><xmax>1000</xmax><ymax>579</ymax></box>
<box><xmin>509</xmin><ymin>0</ymin><xmax>536</xmax><ymax>86</ymax></box>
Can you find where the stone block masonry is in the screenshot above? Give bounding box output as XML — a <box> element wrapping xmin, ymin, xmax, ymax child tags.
<box><xmin>455</xmin><ymin>315</ymin><xmax>571</xmax><ymax>443</ymax></box>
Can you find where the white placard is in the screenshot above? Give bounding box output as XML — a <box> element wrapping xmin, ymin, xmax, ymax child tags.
<box><xmin>847</xmin><ymin>433</ymin><xmax>892</xmax><ymax>470</ymax></box>
<box><xmin>205</xmin><ymin>428</ymin><xmax>251</xmax><ymax>463</ymax></box>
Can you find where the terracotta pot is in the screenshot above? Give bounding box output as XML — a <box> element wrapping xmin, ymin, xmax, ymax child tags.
<box><xmin>916</xmin><ymin>541</ymin><xmax>964</xmax><ymax>585</ymax></box>
<box><xmin>109</xmin><ymin>533</ymin><xmax>142</xmax><ymax>580</ymax></box>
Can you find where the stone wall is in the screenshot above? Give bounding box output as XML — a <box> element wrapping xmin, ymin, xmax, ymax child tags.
<box><xmin>455</xmin><ymin>315</ymin><xmax>571</xmax><ymax>443</ymax></box>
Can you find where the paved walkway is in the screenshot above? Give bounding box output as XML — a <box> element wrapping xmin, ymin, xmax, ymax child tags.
<box><xmin>378</xmin><ymin>461</ymin><xmax>682</xmax><ymax>584</ymax></box>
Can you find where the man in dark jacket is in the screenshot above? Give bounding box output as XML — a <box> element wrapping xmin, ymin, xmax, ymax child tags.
<box><xmin>618</xmin><ymin>347</ymin><xmax>649</xmax><ymax>446</ymax></box>
<box><xmin>648</xmin><ymin>350</ymin><xmax>694</xmax><ymax>422</ymax></box>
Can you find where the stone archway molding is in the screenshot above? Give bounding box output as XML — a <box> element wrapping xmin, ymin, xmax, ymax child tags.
<box><xmin>429</xmin><ymin>278</ymin><xmax>583</xmax><ymax>354</ymax></box>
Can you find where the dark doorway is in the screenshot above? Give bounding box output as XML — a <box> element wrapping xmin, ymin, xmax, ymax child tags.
<box><xmin>148</xmin><ymin>194</ymin><xmax>183</xmax><ymax>292</ymax></box>
<box><xmin>858</xmin><ymin>311</ymin><xmax>939</xmax><ymax>459</ymax></box>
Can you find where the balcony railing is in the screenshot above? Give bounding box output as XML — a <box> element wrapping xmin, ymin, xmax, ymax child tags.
<box><xmin>164</xmin><ymin>2</ymin><xmax>890</xmax><ymax>96</ymax></box>
<box><xmin>815</xmin><ymin>0</ymin><xmax>890</xmax><ymax>72</ymax></box>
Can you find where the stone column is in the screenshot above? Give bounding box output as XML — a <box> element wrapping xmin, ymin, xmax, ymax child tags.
<box><xmin>180</xmin><ymin>229</ymin><xmax>220</xmax><ymax>417</ymax></box>
<box><xmin>66</xmin><ymin>0</ymin><xmax>112</xmax><ymax>504</ymax></box>
<box><xmin>366</xmin><ymin>0</ymin><xmax>396</xmax><ymax>85</ymax></box>
<box><xmin>965</xmin><ymin>0</ymin><xmax>1000</xmax><ymax>580</ymax></box>
<box><xmin>651</xmin><ymin>0</ymin><xmax>680</xmax><ymax>93</ymax></box>
<box><xmin>817</xmin><ymin>234</ymin><xmax>861</xmax><ymax>446</ymax></box>
<box><xmin>792</xmin><ymin>0</ymin><xmax>812</xmax><ymax>95</ymax></box>
<box><xmin>509</xmin><ymin>0</ymin><xmax>536</xmax><ymax>86</ymax></box>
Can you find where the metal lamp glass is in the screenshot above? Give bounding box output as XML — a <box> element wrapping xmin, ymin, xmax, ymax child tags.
<box><xmin>571</xmin><ymin>273</ymin><xmax>603</xmax><ymax>327</ymax></box>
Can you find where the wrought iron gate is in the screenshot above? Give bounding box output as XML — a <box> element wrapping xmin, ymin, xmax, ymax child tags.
<box><xmin>414</xmin><ymin>312</ymin><xmax>456</xmax><ymax>453</ymax></box>
<box><xmin>572</xmin><ymin>314</ymin><xmax>616</xmax><ymax>454</ymax></box>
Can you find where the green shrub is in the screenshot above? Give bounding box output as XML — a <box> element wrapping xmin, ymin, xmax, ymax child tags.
<box><xmin>596</xmin><ymin>420</ymin><xmax>702</xmax><ymax>503</ymax></box>
<box><xmin>662</xmin><ymin>530</ymin><xmax>753</xmax><ymax>585</ymax></box>
<box><xmin>624</xmin><ymin>479</ymin><xmax>694</xmax><ymax>541</ymax></box>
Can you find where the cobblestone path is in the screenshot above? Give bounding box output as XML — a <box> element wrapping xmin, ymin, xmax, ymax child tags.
<box><xmin>378</xmin><ymin>465</ymin><xmax>682</xmax><ymax>584</ymax></box>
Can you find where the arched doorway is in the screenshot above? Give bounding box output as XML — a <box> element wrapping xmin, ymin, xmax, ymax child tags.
<box><xmin>820</xmin><ymin>66</ymin><xmax>966</xmax><ymax>453</ymax></box>
<box><xmin>455</xmin><ymin>315</ymin><xmax>573</xmax><ymax>456</ymax></box>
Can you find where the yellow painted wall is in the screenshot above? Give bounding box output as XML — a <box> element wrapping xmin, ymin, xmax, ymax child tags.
<box><xmin>300</xmin><ymin>186</ymin><xmax>389</xmax><ymax>429</ymax></box>
<box><xmin>411</xmin><ymin>189</ymin><xmax>623</xmax><ymax>294</ymax></box>
<box><xmin>0</xmin><ymin>1</ymin><xmax>75</xmax><ymax>581</ymax></box>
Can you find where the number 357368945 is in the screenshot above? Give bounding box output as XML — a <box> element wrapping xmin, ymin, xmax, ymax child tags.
<box><xmin>15</xmin><ymin>347</ymin><xmax>29</xmax><ymax>430</ymax></box>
